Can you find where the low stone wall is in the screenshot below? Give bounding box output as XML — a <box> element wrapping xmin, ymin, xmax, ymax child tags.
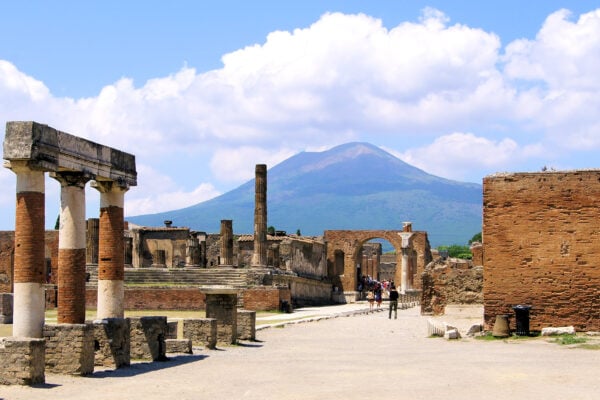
<box><xmin>205</xmin><ymin>292</ymin><xmax>237</xmax><ymax>345</ymax></box>
<box><xmin>183</xmin><ymin>318</ymin><xmax>217</xmax><ymax>349</ymax></box>
<box><xmin>44</xmin><ymin>324</ymin><xmax>95</xmax><ymax>375</ymax></box>
<box><xmin>93</xmin><ymin>318</ymin><xmax>130</xmax><ymax>368</ymax></box>
<box><xmin>421</xmin><ymin>259</ymin><xmax>483</xmax><ymax>315</ymax></box>
<box><xmin>0</xmin><ymin>338</ymin><xmax>45</xmax><ymax>385</ymax></box>
<box><xmin>86</xmin><ymin>288</ymin><xmax>206</xmax><ymax>311</ymax></box>
<box><xmin>165</xmin><ymin>339</ymin><xmax>192</xmax><ymax>354</ymax></box>
<box><xmin>242</xmin><ymin>286</ymin><xmax>289</xmax><ymax>311</ymax></box>
<box><xmin>237</xmin><ymin>310</ymin><xmax>256</xmax><ymax>341</ymax></box>
<box><xmin>129</xmin><ymin>316</ymin><xmax>168</xmax><ymax>361</ymax></box>
<box><xmin>286</xmin><ymin>275</ymin><xmax>332</xmax><ymax>307</ymax></box>
<box><xmin>0</xmin><ymin>292</ymin><xmax>13</xmax><ymax>323</ymax></box>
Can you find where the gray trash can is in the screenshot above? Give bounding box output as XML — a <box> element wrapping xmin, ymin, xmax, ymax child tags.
<box><xmin>512</xmin><ymin>305</ymin><xmax>532</xmax><ymax>336</ymax></box>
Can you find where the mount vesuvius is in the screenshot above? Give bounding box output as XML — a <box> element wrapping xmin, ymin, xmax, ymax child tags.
<box><xmin>128</xmin><ymin>143</ymin><xmax>482</xmax><ymax>247</ymax></box>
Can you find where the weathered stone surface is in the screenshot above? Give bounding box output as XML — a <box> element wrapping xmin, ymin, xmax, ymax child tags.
<box><xmin>541</xmin><ymin>326</ymin><xmax>576</xmax><ymax>336</ymax></box>
<box><xmin>444</xmin><ymin>328</ymin><xmax>460</xmax><ymax>340</ymax></box>
<box><xmin>0</xmin><ymin>337</ymin><xmax>45</xmax><ymax>385</ymax></box>
<box><xmin>43</xmin><ymin>324</ymin><xmax>94</xmax><ymax>375</ymax></box>
<box><xmin>183</xmin><ymin>318</ymin><xmax>217</xmax><ymax>349</ymax></box>
<box><xmin>483</xmin><ymin>171</ymin><xmax>600</xmax><ymax>332</ymax></box>
<box><xmin>93</xmin><ymin>318</ymin><xmax>130</xmax><ymax>368</ymax></box>
<box><xmin>421</xmin><ymin>259</ymin><xmax>482</xmax><ymax>315</ymax></box>
<box><xmin>129</xmin><ymin>316</ymin><xmax>167</xmax><ymax>361</ymax></box>
<box><xmin>237</xmin><ymin>309</ymin><xmax>256</xmax><ymax>341</ymax></box>
<box><xmin>165</xmin><ymin>339</ymin><xmax>192</xmax><ymax>354</ymax></box>
<box><xmin>204</xmin><ymin>291</ymin><xmax>238</xmax><ymax>345</ymax></box>
<box><xmin>0</xmin><ymin>292</ymin><xmax>13</xmax><ymax>323</ymax></box>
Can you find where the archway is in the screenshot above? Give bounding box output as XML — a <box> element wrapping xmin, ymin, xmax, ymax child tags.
<box><xmin>325</xmin><ymin>226</ymin><xmax>431</xmax><ymax>303</ymax></box>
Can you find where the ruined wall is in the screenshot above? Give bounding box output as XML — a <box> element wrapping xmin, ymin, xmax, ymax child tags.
<box><xmin>411</xmin><ymin>231</ymin><xmax>432</xmax><ymax>290</ymax></box>
<box><xmin>131</xmin><ymin>227</ymin><xmax>189</xmax><ymax>268</ymax></box>
<box><xmin>279</xmin><ymin>237</ymin><xmax>327</xmax><ymax>279</ymax></box>
<box><xmin>421</xmin><ymin>259</ymin><xmax>483</xmax><ymax>315</ymax></box>
<box><xmin>483</xmin><ymin>171</ymin><xmax>600</xmax><ymax>332</ymax></box>
<box><xmin>0</xmin><ymin>230</ymin><xmax>59</xmax><ymax>292</ymax></box>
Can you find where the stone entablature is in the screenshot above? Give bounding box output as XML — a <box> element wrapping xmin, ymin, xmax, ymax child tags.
<box><xmin>483</xmin><ymin>170</ymin><xmax>600</xmax><ymax>332</ymax></box>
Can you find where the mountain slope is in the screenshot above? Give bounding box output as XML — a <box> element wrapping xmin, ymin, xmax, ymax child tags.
<box><xmin>128</xmin><ymin>142</ymin><xmax>482</xmax><ymax>247</ymax></box>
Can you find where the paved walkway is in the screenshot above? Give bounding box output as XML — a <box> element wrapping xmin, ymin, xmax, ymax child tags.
<box><xmin>2</xmin><ymin>303</ymin><xmax>599</xmax><ymax>400</ymax></box>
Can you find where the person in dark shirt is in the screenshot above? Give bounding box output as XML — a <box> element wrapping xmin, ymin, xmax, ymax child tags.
<box><xmin>388</xmin><ymin>284</ymin><xmax>399</xmax><ymax>319</ymax></box>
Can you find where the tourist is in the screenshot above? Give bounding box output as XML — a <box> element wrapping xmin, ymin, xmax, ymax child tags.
<box><xmin>367</xmin><ymin>290</ymin><xmax>375</xmax><ymax>310</ymax></box>
<box><xmin>388</xmin><ymin>284</ymin><xmax>399</xmax><ymax>319</ymax></box>
<box><xmin>375</xmin><ymin>284</ymin><xmax>382</xmax><ymax>308</ymax></box>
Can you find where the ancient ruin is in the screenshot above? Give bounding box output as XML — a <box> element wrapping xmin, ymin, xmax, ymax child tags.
<box><xmin>483</xmin><ymin>170</ymin><xmax>600</xmax><ymax>332</ymax></box>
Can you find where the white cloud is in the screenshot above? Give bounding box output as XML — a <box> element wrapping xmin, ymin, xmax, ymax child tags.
<box><xmin>393</xmin><ymin>133</ymin><xmax>525</xmax><ymax>181</ymax></box>
<box><xmin>124</xmin><ymin>164</ymin><xmax>221</xmax><ymax>216</ymax></box>
<box><xmin>209</xmin><ymin>146</ymin><xmax>296</xmax><ymax>183</ymax></box>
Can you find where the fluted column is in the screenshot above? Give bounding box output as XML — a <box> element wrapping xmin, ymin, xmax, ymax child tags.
<box><xmin>251</xmin><ymin>164</ymin><xmax>267</xmax><ymax>267</ymax></box>
<box><xmin>219</xmin><ymin>219</ymin><xmax>233</xmax><ymax>267</ymax></box>
<box><xmin>52</xmin><ymin>172</ymin><xmax>90</xmax><ymax>324</ymax></box>
<box><xmin>93</xmin><ymin>181</ymin><xmax>128</xmax><ymax>319</ymax></box>
<box><xmin>11</xmin><ymin>162</ymin><xmax>46</xmax><ymax>338</ymax></box>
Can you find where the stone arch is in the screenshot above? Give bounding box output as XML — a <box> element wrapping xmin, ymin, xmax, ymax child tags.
<box><xmin>325</xmin><ymin>227</ymin><xmax>431</xmax><ymax>303</ymax></box>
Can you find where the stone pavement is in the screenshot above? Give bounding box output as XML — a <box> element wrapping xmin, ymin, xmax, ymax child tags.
<box><xmin>2</xmin><ymin>303</ymin><xmax>599</xmax><ymax>400</ymax></box>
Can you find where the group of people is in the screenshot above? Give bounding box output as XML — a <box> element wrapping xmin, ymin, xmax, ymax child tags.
<box><xmin>360</xmin><ymin>277</ymin><xmax>400</xmax><ymax>319</ymax></box>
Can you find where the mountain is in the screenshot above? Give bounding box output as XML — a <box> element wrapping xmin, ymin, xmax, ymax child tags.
<box><xmin>127</xmin><ymin>142</ymin><xmax>482</xmax><ymax>247</ymax></box>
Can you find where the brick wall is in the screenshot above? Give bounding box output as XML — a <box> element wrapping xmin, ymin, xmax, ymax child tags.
<box><xmin>483</xmin><ymin>171</ymin><xmax>600</xmax><ymax>332</ymax></box>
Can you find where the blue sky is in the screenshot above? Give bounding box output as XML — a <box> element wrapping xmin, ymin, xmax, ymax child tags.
<box><xmin>1</xmin><ymin>1</ymin><xmax>600</xmax><ymax>230</ymax></box>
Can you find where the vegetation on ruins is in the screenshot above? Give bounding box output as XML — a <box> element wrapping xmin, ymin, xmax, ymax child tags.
<box><xmin>437</xmin><ymin>244</ymin><xmax>472</xmax><ymax>259</ymax></box>
<box><xmin>468</xmin><ymin>232</ymin><xmax>482</xmax><ymax>244</ymax></box>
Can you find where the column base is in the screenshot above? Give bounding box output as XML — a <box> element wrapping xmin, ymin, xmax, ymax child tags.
<box><xmin>93</xmin><ymin>318</ymin><xmax>130</xmax><ymax>368</ymax></box>
<box><xmin>129</xmin><ymin>316</ymin><xmax>168</xmax><ymax>361</ymax></box>
<box><xmin>0</xmin><ymin>337</ymin><xmax>45</xmax><ymax>385</ymax></box>
<box><xmin>44</xmin><ymin>323</ymin><xmax>95</xmax><ymax>375</ymax></box>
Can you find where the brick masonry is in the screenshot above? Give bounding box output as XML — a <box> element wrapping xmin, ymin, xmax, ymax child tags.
<box><xmin>483</xmin><ymin>171</ymin><xmax>600</xmax><ymax>332</ymax></box>
<box><xmin>93</xmin><ymin>318</ymin><xmax>130</xmax><ymax>368</ymax></box>
<box><xmin>43</xmin><ymin>323</ymin><xmax>94</xmax><ymax>375</ymax></box>
<box><xmin>237</xmin><ymin>309</ymin><xmax>256</xmax><ymax>341</ymax></box>
<box><xmin>0</xmin><ymin>337</ymin><xmax>45</xmax><ymax>385</ymax></box>
<box><xmin>183</xmin><ymin>318</ymin><xmax>217</xmax><ymax>349</ymax></box>
<box><xmin>129</xmin><ymin>316</ymin><xmax>168</xmax><ymax>361</ymax></box>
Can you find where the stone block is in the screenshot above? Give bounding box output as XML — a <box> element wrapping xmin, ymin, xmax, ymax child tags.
<box><xmin>541</xmin><ymin>326</ymin><xmax>576</xmax><ymax>336</ymax></box>
<box><xmin>129</xmin><ymin>316</ymin><xmax>168</xmax><ymax>361</ymax></box>
<box><xmin>167</xmin><ymin>320</ymin><xmax>179</xmax><ymax>339</ymax></box>
<box><xmin>165</xmin><ymin>339</ymin><xmax>192</xmax><ymax>354</ymax></box>
<box><xmin>0</xmin><ymin>293</ymin><xmax>13</xmax><ymax>324</ymax></box>
<box><xmin>0</xmin><ymin>337</ymin><xmax>45</xmax><ymax>385</ymax></box>
<box><xmin>237</xmin><ymin>309</ymin><xmax>256</xmax><ymax>341</ymax></box>
<box><xmin>444</xmin><ymin>328</ymin><xmax>460</xmax><ymax>340</ymax></box>
<box><xmin>93</xmin><ymin>318</ymin><xmax>130</xmax><ymax>368</ymax></box>
<box><xmin>183</xmin><ymin>318</ymin><xmax>217</xmax><ymax>349</ymax></box>
<box><xmin>44</xmin><ymin>323</ymin><xmax>95</xmax><ymax>375</ymax></box>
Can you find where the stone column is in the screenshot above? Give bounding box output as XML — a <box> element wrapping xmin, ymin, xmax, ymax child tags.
<box><xmin>219</xmin><ymin>219</ymin><xmax>233</xmax><ymax>267</ymax></box>
<box><xmin>93</xmin><ymin>181</ymin><xmax>127</xmax><ymax>319</ymax></box>
<box><xmin>251</xmin><ymin>164</ymin><xmax>267</xmax><ymax>267</ymax></box>
<box><xmin>86</xmin><ymin>218</ymin><xmax>99</xmax><ymax>265</ymax></box>
<box><xmin>52</xmin><ymin>172</ymin><xmax>90</xmax><ymax>324</ymax></box>
<box><xmin>398</xmin><ymin>232</ymin><xmax>413</xmax><ymax>294</ymax></box>
<box><xmin>11</xmin><ymin>163</ymin><xmax>46</xmax><ymax>338</ymax></box>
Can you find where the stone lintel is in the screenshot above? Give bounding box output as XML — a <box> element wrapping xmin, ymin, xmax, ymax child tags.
<box><xmin>3</xmin><ymin>121</ymin><xmax>136</xmax><ymax>187</ymax></box>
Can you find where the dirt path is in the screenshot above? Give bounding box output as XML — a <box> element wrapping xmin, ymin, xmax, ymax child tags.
<box><xmin>2</xmin><ymin>306</ymin><xmax>599</xmax><ymax>400</ymax></box>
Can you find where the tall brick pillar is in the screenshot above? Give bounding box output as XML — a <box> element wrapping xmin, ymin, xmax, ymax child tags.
<box><xmin>52</xmin><ymin>172</ymin><xmax>90</xmax><ymax>324</ymax></box>
<box><xmin>251</xmin><ymin>164</ymin><xmax>267</xmax><ymax>267</ymax></box>
<box><xmin>219</xmin><ymin>219</ymin><xmax>233</xmax><ymax>267</ymax></box>
<box><xmin>10</xmin><ymin>162</ymin><xmax>46</xmax><ymax>338</ymax></box>
<box><xmin>86</xmin><ymin>218</ymin><xmax>100</xmax><ymax>265</ymax></box>
<box><xmin>93</xmin><ymin>181</ymin><xmax>127</xmax><ymax>319</ymax></box>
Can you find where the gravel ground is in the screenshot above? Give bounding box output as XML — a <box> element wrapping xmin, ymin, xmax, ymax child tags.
<box><xmin>2</xmin><ymin>305</ymin><xmax>599</xmax><ymax>400</ymax></box>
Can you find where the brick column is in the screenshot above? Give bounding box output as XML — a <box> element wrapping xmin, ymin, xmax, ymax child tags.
<box><xmin>251</xmin><ymin>164</ymin><xmax>267</xmax><ymax>267</ymax></box>
<box><xmin>11</xmin><ymin>163</ymin><xmax>46</xmax><ymax>338</ymax></box>
<box><xmin>52</xmin><ymin>172</ymin><xmax>90</xmax><ymax>324</ymax></box>
<box><xmin>93</xmin><ymin>181</ymin><xmax>127</xmax><ymax>319</ymax></box>
<box><xmin>219</xmin><ymin>219</ymin><xmax>233</xmax><ymax>267</ymax></box>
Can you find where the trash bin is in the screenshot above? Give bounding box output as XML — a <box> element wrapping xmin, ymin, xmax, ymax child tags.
<box><xmin>512</xmin><ymin>305</ymin><xmax>532</xmax><ymax>336</ymax></box>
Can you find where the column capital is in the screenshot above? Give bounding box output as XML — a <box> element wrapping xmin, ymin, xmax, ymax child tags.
<box><xmin>398</xmin><ymin>232</ymin><xmax>414</xmax><ymax>248</ymax></box>
<box><xmin>91</xmin><ymin>179</ymin><xmax>130</xmax><ymax>193</ymax></box>
<box><xmin>50</xmin><ymin>171</ymin><xmax>92</xmax><ymax>188</ymax></box>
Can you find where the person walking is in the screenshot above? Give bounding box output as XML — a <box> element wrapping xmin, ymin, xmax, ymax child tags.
<box><xmin>375</xmin><ymin>284</ymin><xmax>383</xmax><ymax>308</ymax></box>
<box><xmin>367</xmin><ymin>290</ymin><xmax>375</xmax><ymax>311</ymax></box>
<box><xmin>388</xmin><ymin>284</ymin><xmax>399</xmax><ymax>319</ymax></box>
